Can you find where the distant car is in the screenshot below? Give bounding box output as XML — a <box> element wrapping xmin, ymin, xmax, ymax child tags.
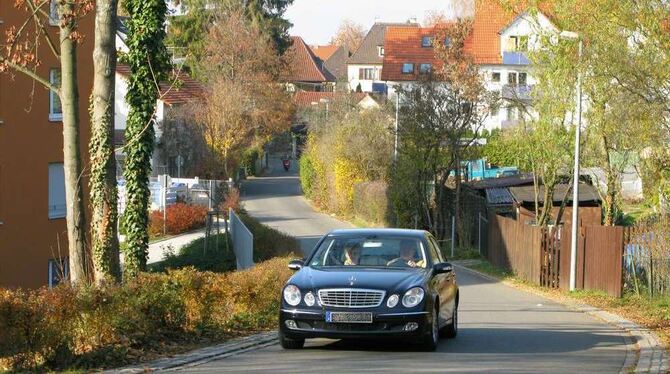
<box><xmin>278</xmin><ymin>229</ymin><xmax>459</xmax><ymax>351</ymax></box>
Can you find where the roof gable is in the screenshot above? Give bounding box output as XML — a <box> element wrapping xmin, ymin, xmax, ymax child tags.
<box><xmin>284</xmin><ymin>36</ymin><xmax>333</xmax><ymax>83</ymax></box>
<box><xmin>116</xmin><ymin>65</ymin><xmax>204</xmax><ymax>106</ymax></box>
<box><xmin>349</xmin><ymin>22</ymin><xmax>419</xmax><ymax>65</ymax></box>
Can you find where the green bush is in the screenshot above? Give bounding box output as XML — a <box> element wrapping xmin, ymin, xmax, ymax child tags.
<box><xmin>353</xmin><ymin>181</ymin><xmax>389</xmax><ymax>226</ymax></box>
<box><xmin>0</xmin><ymin>257</ymin><xmax>294</xmax><ymax>372</ymax></box>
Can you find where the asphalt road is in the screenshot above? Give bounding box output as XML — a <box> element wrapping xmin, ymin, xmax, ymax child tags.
<box><xmin>196</xmin><ymin>157</ymin><xmax>631</xmax><ymax>373</ymax></box>
<box><xmin>240</xmin><ymin>156</ymin><xmax>352</xmax><ymax>255</ymax></box>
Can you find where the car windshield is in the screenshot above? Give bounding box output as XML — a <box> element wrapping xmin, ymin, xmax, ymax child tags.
<box><xmin>309</xmin><ymin>236</ymin><xmax>427</xmax><ymax>269</ymax></box>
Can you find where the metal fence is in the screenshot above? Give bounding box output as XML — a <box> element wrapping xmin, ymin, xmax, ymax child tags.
<box><xmin>229</xmin><ymin>208</ymin><xmax>254</xmax><ymax>270</ymax></box>
<box><xmin>117</xmin><ymin>176</ymin><xmax>230</xmax><ymax>214</ymax></box>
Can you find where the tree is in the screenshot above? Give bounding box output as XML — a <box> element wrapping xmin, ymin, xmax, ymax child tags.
<box><xmin>516</xmin><ymin>0</ymin><xmax>669</xmax><ymax>224</ymax></box>
<box><xmin>1</xmin><ymin>0</ymin><xmax>94</xmax><ymax>284</ymax></box>
<box><xmin>121</xmin><ymin>0</ymin><xmax>171</xmax><ymax>277</ymax></box>
<box><xmin>194</xmin><ymin>10</ymin><xmax>293</xmax><ymax>179</ymax></box>
<box><xmin>90</xmin><ymin>0</ymin><xmax>121</xmax><ymax>284</ymax></box>
<box><xmin>166</xmin><ymin>0</ymin><xmax>294</xmax><ymax>78</ymax></box>
<box><xmin>330</xmin><ymin>20</ymin><xmax>365</xmax><ymax>52</ymax></box>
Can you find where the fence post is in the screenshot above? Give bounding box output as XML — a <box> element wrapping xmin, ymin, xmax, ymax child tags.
<box><xmin>451</xmin><ymin>215</ymin><xmax>455</xmax><ymax>258</ymax></box>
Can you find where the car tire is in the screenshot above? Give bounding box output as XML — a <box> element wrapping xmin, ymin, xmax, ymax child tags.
<box><xmin>419</xmin><ymin>307</ymin><xmax>439</xmax><ymax>351</ymax></box>
<box><xmin>441</xmin><ymin>304</ymin><xmax>458</xmax><ymax>339</ymax></box>
<box><xmin>279</xmin><ymin>331</ymin><xmax>305</xmax><ymax>349</ymax></box>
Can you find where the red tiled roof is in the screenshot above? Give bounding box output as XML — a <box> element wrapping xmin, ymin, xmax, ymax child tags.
<box><xmin>283</xmin><ymin>36</ymin><xmax>333</xmax><ymax>83</ymax></box>
<box><xmin>381</xmin><ymin>0</ymin><xmax>520</xmax><ymax>81</ymax></box>
<box><xmin>292</xmin><ymin>91</ymin><xmax>368</xmax><ymax>107</ymax></box>
<box><xmin>310</xmin><ymin>45</ymin><xmax>339</xmax><ymax>61</ymax></box>
<box><xmin>116</xmin><ymin>65</ymin><xmax>204</xmax><ymax>106</ymax></box>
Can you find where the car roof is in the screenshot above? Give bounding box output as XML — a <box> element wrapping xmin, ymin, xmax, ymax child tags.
<box><xmin>327</xmin><ymin>228</ymin><xmax>428</xmax><ymax>239</ymax></box>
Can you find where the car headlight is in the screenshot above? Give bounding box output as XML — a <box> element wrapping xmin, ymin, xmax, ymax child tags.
<box><xmin>283</xmin><ymin>285</ymin><xmax>301</xmax><ymax>306</ymax></box>
<box><xmin>304</xmin><ymin>292</ymin><xmax>316</xmax><ymax>306</ymax></box>
<box><xmin>387</xmin><ymin>294</ymin><xmax>399</xmax><ymax>308</ymax></box>
<box><xmin>402</xmin><ymin>287</ymin><xmax>425</xmax><ymax>308</ymax></box>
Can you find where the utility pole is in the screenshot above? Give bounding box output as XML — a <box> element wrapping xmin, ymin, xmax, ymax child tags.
<box><xmin>394</xmin><ymin>89</ymin><xmax>400</xmax><ymax>162</ymax></box>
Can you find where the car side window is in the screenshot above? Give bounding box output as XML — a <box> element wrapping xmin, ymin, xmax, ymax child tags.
<box><xmin>428</xmin><ymin>236</ymin><xmax>446</xmax><ymax>263</ymax></box>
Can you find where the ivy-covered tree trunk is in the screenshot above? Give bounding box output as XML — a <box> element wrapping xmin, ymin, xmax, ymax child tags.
<box><xmin>59</xmin><ymin>1</ymin><xmax>92</xmax><ymax>284</ymax></box>
<box><xmin>90</xmin><ymin>0</ymin><xmax>121</xmax><ymax>284</ymax></box>
<box><xmin>121</xmin><ymin>0</ymin><xmax>170</xmax><ymax>277</ymax></box>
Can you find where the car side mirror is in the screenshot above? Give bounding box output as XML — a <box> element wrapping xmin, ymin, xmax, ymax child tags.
<box><xmin>288</xmin><ymin>259</ymin><xmax>304</xmax><ymax>271</ymax></box>
<box><xmin>434</xmin><ymin>262</ymin><xmax>454</xmax><ymax>275</ymax></box>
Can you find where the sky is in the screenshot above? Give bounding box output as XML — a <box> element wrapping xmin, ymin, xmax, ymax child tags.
<box><xmin>285</xmin><ymin>0</ymin><xmax>460</xmax><ymax>46</ymax></box>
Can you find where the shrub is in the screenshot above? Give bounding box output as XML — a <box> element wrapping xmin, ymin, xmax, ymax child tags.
<box><xmin>353</xmin><ymin>181</ymin><xmax>389</xmax><ymax>226</ymax></box>
<box><xmin>0</xmin><ymin>257</ymin><xmax>294</xmax><ymax>372</ymax></box>
<box><xmin>149</xmin><ymin>203</ymin><xmax>208</xmax><ymax>237</ymax></box>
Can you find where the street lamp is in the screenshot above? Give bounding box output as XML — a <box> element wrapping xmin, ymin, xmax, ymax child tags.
<box><xmin>560</xmin><ymin>30</ymin><xmax>583</xmax><ymax>292</ymax></box>
<box><xmin>394</xmin><ymin>86</ymin><xmax>402</xmax><ymax>162</ymax></box>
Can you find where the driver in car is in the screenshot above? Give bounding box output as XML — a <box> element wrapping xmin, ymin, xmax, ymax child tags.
<box><xmin>387</xmin><ymin>240</ymin><xmax>425</xmax><ymax>268</ymax></box>
<box><xmin>343</xmin><ymin>243</ymin><xmax>362</xmax><ymax>266</ymax></box>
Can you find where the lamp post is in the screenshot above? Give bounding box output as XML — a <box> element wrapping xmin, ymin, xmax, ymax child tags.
<box><xmin>394</xmin><ymin>90</ymin><xmax>399</xmax><ymax>161</ymax></box>
<box><xmin>560</xmin><ymin>30</ymin><xmax>583</xmax><ymax>292</ymax></box>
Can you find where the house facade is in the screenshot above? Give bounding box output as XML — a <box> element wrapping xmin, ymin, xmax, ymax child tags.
<box><xmin>0</xmin><ymin>3</ymin><xmax>95</xmax><ymax>288</ymax></box>
<box><xmin>381</xmin><ymin>1</ymin><xmax>557</xmax><ymax>133</ymax></box>
<box><xmin>347</xmin><ymin>22</ymin><xmax>419</xmax><ymax>94</ymax></box>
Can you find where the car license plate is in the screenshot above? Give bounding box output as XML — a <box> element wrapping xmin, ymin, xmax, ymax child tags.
<box><xmin>325</xmin><ymin>311</ymin><xmax>373</xmax><ymax>324</ymax></box>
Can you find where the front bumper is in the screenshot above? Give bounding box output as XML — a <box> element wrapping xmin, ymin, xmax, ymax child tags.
<box><xmin>279</xmin><ymin>308</ymin><xmax>432</xmax><ymax>340</ymax></box>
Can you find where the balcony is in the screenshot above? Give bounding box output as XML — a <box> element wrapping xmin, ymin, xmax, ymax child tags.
<box><xmin>502</xmin><ymin>51</ymin><xmax>530</xmax><ymax>65</ymax></box>
<box><xmin>502</xmin><ymin>84</ymin><xmax>533</xmax><ymax>102</ymax></box>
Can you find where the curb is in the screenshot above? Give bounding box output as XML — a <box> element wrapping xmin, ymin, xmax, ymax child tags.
<box><xmin>106</xmin><ymin>332</ymin><xmax>278</xmax><ymax>373</ymax></box>
<box><xmin>454</xmin><ymin>263</ymin><xmax>669</xmax><ymax>374</ymax></box>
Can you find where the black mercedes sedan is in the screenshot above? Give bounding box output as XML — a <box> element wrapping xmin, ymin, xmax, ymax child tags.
<box><xmin>278</xmin><ymin>228</ymin><xmax>459</xmax><ymax>351</ymax></box>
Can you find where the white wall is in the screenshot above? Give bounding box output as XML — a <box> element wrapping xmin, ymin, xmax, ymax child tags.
<box><xmin>347</xmin><ymin>64</ymin><xmax>383</xmax><ymax>92</ymax></box>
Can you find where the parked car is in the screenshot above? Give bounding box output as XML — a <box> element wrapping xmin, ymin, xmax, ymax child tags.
<box><xmin>278</xmin><ymin>229</ymin><xmax>459</xmax><ymax>351</ymax></box>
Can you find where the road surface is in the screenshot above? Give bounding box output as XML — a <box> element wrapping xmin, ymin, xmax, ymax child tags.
<box><xmin>241</xmin><ymin>156</ymin><xmax>351</xmax><ymax>255</ymax></box>
<box><xmin>194</xmin><ymin>156</ymin><xmax>631</xmax><ymax>373</ymax></box>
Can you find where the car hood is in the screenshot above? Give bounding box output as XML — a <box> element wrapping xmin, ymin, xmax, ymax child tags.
<box><xmin>290</xmin><ymin>266</ymin><xmax>428</xmax><ymax>293</ymax></box>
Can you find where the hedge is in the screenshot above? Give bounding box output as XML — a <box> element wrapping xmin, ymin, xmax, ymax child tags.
<box><xmin>353</xmin><ymin>181</ymin><xmax>389</xmax><ymax>226</ymax></box>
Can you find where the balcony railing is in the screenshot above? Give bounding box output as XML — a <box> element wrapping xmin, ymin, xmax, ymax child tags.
<box><xmin>502</xmin><ymin>51</ymin><xmax>530</xmax><ymax>65</ymax></box>
<box><xmin>502</xmin><ymin>84</ymin><xmax>533</xmax><ymax>101</ymax></box>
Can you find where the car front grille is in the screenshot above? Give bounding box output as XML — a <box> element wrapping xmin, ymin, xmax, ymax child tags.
<box><xmin>318</xmin><ymin>289</ymin><xmax>385</xmax><ymax>308</ymax></box>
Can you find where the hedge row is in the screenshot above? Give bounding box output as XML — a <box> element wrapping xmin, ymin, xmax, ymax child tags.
<box><xmin>0</xmin><ymin>257</ymin><xmax>293</xmax><ymax>372</ymax></box>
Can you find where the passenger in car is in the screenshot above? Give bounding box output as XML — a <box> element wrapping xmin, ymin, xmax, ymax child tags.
<box><xmin>343</xmin><ymin>243</ymin><xmax>362</xmax><ymax>266</ymax></box>
<box><xmin>387</xmin><ymin>240</ymin><xmax>425</xmax><ymax>268</ymax></box>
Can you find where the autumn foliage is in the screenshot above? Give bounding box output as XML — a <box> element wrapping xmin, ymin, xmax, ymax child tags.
<box><xmin>149</xmin><ymin>203</ymin><xmax>208</xmax><ymax>237</ymax></box>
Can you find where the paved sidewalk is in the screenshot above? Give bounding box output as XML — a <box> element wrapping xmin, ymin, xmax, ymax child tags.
<box><xmin>453</xmin><ymin>262</ymin><xmax>669</xmax><ymax>374</ymax></box>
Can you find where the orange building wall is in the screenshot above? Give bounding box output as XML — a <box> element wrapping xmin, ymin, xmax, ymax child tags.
<box><xmin>0</xmin><ymin>3</ymin><xmax>94</xmax><ymax>289</ymax></box>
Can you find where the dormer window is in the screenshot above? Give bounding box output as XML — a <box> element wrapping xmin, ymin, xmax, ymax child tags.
<box><xmin>421</xmin><ymin>36</ymin><xmax>433</xmax><ymax>48</ymax></box>
<box><xmin>378</xmin><ymin>45</ymin><xmax>384</xmax><ymax>57</ymax></box>
<box><xmin>506</xmin><ymin>35</ymin><xmax>529</xmax><ymax>52</ymax></box>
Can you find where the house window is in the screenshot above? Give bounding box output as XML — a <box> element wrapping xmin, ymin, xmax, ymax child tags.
<box><xmin>519</xmin><ymin>72</ymin><xmax>528</xmax><ymax>85</ymax></box>
<box><xmin>49</xmin><ymin>0</ymin><xmax>59</xmax><ymax>26</ymax></box>
<box><xmin>359</xmin><ymin>68</ymin><xmax>376</xmax><ymax>80</ymax></box>
<box><xmin>507</xmin><ymin>35</ymin><xmax>529</xmax><ymax>52</ymax></box>
<box><xmin>508</xmin><ymin>72</ymin><xmax>518</xmax><ymax>86</ymax></box>
<box><xmin>444</xmin><ymin>38</ymin><xmax>451</xmax><ymax>47</ymax></box>
<box><xmin>419</xmin><ymin>63</ymin><xmax>432</xmax><ymax>74</ymax></box>
<box><xmin>402</xmin><ymin>63</ymin><xmax>414</xmax><ymax>74</ymax></box>
<box><xmin>49</xmin><ymin>69</ymin><xmax>62</xmax><ymax>121</ymax></box>
<box><xmin>378</xmin><ymin>46</ymin><xmax>384</xmax><ymax>57</ymax></box>
<box><xmin>421</xmin><ymin>36</ymin><xmax>433</xmax><ymax>48</ymax></box>
<box><xmin>48</xmin><ymin>163</ymin><xmax>66</xmax><ymax>219</ymax></box>
<box><xmin>491</xmin><ymin>91</ymin><xmax>500</xmax><ymax>116</ymax></box>
<box><xmin>492</xmin><ymin>72</ymin><xmax>501</xmax><ymax>83</ymax></box>
<box><xmin>507</xmin><ymin>106</ymin><xmax>518</xmax><ymax>121</ymax></box>
<box><xmin>48</xmin><ymin>258</ymin><xmax>69</xmax><ymax>288</ymax></box>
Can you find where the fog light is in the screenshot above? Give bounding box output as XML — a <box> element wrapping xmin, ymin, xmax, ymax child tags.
<box><xmin>403</xmin><ymin>322</ymin><xmax>419</xmax><ymax>331</ymax></box>
<box><xmin>285</xmin><ymin>320</ymin><xmax>298</xmax><ymax>329</ymax></box>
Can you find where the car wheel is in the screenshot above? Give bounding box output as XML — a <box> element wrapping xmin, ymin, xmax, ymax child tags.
<box><xmin>279</xmin><ymin>330</ymin><xmax>305</xmax><ymax>349</ymax></box>
<box><xmin>441</xmin><ymin>304</ymin><xmax>458</xmax><ymax>339</ymax></box>
<box><xmin>420</xmin><ymin>307</ymin><xmax>439</xmax><ymax>351</ymax></box>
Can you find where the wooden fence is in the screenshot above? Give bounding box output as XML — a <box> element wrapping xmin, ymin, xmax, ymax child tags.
<box><xmin>488</xmin><ymin>214</ymin><xmax>627</xmax><ymax>297</ymax></box>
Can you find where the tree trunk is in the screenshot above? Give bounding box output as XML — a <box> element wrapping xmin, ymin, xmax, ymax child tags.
<box><xmin>60</xmin><ymin>3</ymin><xmax>91</xmax><ymax>284</ymax></box>
<box><xmin>602</xmin><ymin>136</ymin><xmax>618</xmax><ymax>226</ymax></box>
<box><xmin>90</xmin><ymin>0</ymin><xmax>121</xmax><ymax>284</ymax></box>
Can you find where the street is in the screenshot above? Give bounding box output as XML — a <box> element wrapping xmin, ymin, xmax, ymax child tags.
<box><xmin>186</xmin><ymin>158</ymin><xmax>631</xmax><ymax>373</ymax></box>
